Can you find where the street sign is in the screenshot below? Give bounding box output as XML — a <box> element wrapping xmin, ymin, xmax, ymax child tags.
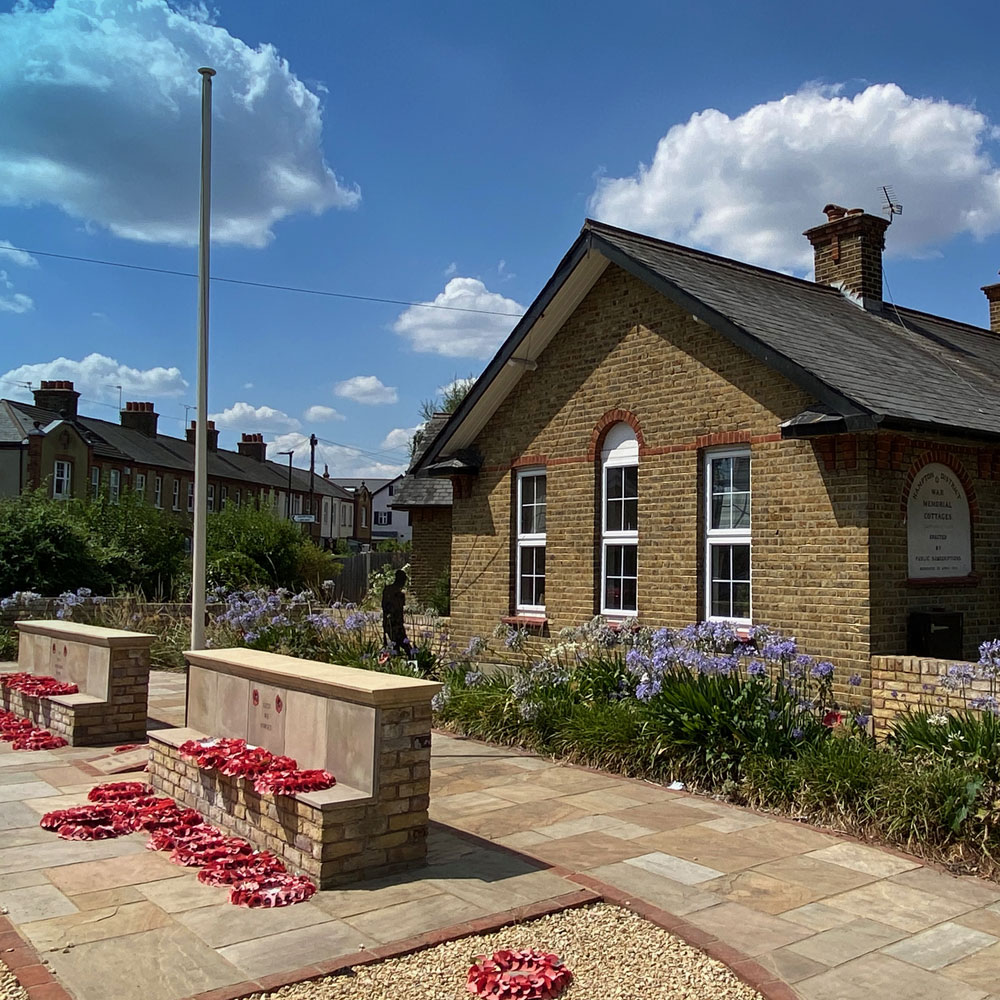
<box><xmin>292</xmin><ymin>514</ymin><xmax>316</xmax><ymax>523</ymax></box>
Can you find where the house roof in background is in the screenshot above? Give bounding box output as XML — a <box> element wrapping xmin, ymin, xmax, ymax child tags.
<box><xmin>414</xmin><ymin>219</ymin><xmax>1000</xmax><ymax>472</ymax></box>
<box><xmin>330</xmin><ymin>477</ymin><xmax>398</xmax><ymax>496</ymax></box>
<box><xmin>391</xmin><ymin>413</ymin><xmax>453</xmax><ymax>508</ymax></box>
<box><xmin>0</xmin><ymin>397</ymin><xmax>354</xmax><ymax>496</ymax></box>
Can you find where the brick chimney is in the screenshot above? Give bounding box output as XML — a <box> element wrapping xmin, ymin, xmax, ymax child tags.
<box><xmin>982</xmin><ymin>276</ymin><xmax>1000</xmax><ymax>333</ymax></box>
<box><xmin>804</xmin><ymin>204</ymin><xmax>890</xmax><ymax>309</ymax></box>
<box><xmin>237</xmin><ymin>432</ymin><xmax>266</xmax><ymax>462</ymax></box>
<box><xmin>32</xmin><ymin>380</ymin><xmax>80</xmax><ymax>419</ymax></box>
<box><xmin>120</xmin><ymin>401</ymin><xmax>159</xmax><ymax>437</ymax></box>
<box><xmin>185</xmin><ymin>419</ymin><xmax>219</xmax><ymax>451</ymax></box>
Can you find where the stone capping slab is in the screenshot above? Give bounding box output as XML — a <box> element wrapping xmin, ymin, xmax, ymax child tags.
<box><xmin>15</xmin><ymin>618</ymin><xmax>156</xmax><ymax>648</ymax></box>
<box><xmin>184</xmin><ymin>647</ymin><xmax>442</xmax><ymax>707</ymax></box>
<box><xmin>46</xmin><ymin>692</ymin><xmax>105</xmax><ymax>707</ymax></box>
<box><xmin>149</xmin><ymin>727</ymin><xmax>373</xmax><ymax>810</ymax></box>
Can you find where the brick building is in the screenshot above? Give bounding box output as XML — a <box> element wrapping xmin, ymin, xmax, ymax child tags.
<box><xmin>0</xmin><ymin>384</ymin><xmax>372</xmax><ymax>549</ymax></box>
<box><xmin>408</xmin><ymin>206</ymin><xmax>1000</xmax><ymax>686</ymax></box>
<box><xmin>391</xmin><ymin>413</ymin><xmax>452</xmax><ymax>607</ymax></box>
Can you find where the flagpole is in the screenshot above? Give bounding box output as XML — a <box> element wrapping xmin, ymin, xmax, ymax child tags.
<box><xmin>191</xmin><ymin>66</ymin><xmax>215</xmax><ymax>650</ymax></box>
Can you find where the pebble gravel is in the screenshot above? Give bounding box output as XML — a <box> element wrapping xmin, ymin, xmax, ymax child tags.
<box><xmin>0</xmin><ymin>961</ymin><xmax>28</xmax><ymax>1000</ymax></box>
<box><xmin>253</xmin><ymin>903</ymin><xmax>763</xmax><ymax>1000</ymax></box>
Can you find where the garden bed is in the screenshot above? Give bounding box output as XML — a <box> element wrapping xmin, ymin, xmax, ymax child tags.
<box><xmin>252</xmin><ymin>903</ymin><xmax>762</xmax><ymax>1000</ymax></box>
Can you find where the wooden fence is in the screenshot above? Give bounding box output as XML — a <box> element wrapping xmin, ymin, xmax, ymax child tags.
<box><xmin>329</xmin><ymin>550</ymin><xmax>408</xmax><ymax>604</ymax></box>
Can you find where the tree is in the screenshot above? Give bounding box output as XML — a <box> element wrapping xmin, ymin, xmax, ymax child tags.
<box><xmin>410</xmin><ymin>374</ymin><xmax>476</xmax><ymax>457</ymax></box>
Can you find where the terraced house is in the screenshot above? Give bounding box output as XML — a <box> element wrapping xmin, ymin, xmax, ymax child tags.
<box><xmin>0</xmin><ymin>382</ymin><xmax>372</xmax><ymax>550</ymax></box>
<box><xmin>409</xmin><ymin>205</ymin><xmax>1000</xmax><ymax>686</ymax></box>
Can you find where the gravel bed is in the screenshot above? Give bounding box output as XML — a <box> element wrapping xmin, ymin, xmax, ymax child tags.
<box><xmin>254</xmin><ymin>903</ymin><xmax>762</xmax><ymax>1000</ymax></box>
<box><xmin>0</xmin><ymin>961</ymin><xmax>28</xmax><ymax>1000</ymax></box>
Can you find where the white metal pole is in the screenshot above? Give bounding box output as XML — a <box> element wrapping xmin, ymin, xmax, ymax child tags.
<box><xmin>191</xmin><ymin>66</ymin><xmax>215</xmax><ymax>650</ymax></box>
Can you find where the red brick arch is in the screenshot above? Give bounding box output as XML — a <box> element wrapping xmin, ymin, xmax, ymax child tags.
<box><xmin>901</xmin><ymin>451</ymin><xmax>979</xmax><ymax>522</ymax></box>
<box><xmin>587</xmin><ymin>409</ymin><xmax>645</xmax><ymax>462</ymax></box>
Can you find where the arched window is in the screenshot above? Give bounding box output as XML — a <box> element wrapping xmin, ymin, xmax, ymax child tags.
<box><xmin>601</xmin><ymin>423</ymin><xmax>638</xmax><ymax>616</ymax></box>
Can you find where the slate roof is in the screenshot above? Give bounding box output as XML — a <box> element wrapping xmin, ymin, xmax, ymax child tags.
<box><xmin>416</xmin><ymin>219</ymin><xmax>1000</xmax><ymax>474</ymax></box>
<box><xmin>590</xmin><ymin>222</ymin><xmax>1000</xmax><ymax>436</ymax></box>
<box><xmin>391</xmin><ymin>413</ymin><xmax>453</xmax><ymax>508</ymax></box>
<box><xmin>1</xmin><ymin>398</ymin><xmax>353</xmax><ymax>497</ymax></box>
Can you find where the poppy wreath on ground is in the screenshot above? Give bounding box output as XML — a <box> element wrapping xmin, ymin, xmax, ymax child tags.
<box><xmin>0</xmin><ymin>672</ymin><xmax>79</xmax><ymax>698</ymax></box>
<box><xmin>145</xmin><ymin>818</ymin><xmax>222</xmax><ymax>852</ymax></box>
<box><xmin>87</xmin><ymin>781</ymin><xmax>155</xmax><ymax>802</ymax></box>
<box><xmin>11</xmin><ymin>729</ymin><xmax>68</xmax><ymax>750</ymax></box>
<box><xmin>197</xmin><ymin>851</ymin><xmax>287</xmax><ymax>886</ymax></box>
<box><xmin>0</xmin><ymin>709</ymin><xmax>68</xmax><ymax>750</ymax></box>
<box><xmin>467</xmin><ymin>950</ymin><xmax>573</xmax><ymax>1000</ymax></box>
<box><xmin>252</xmin><ymin>768</ymin><xmax>336</xmax><ymax>796</ymax></box>
<box><xmin>113</xmin><ymin>743</ymin><xmax>144</xmax><ymax>753</ymax></box>
<box><xmin>130</xmin><ymin>799</ymin><xmax>204</xmax><ymax>832</ymax></box>
<box><xmin>228</xmin><ymin>873</ymin><xmax>317</xmax><ymax>908</ymax></box>
<box><xmin>40</xmin><ymin>804</ymin><xmax>117</xmax><ymax>831</ymax></box>
<box><xmin>170</xmin><ymin>833</ymin><xmax>254</xmax><ymax>868</ymax></box>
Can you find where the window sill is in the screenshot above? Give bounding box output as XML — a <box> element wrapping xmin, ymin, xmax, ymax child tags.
<box><xmin>502</xmin><ymin>614</ymin><xmax>548</xmax><ymax>628</ymax></box>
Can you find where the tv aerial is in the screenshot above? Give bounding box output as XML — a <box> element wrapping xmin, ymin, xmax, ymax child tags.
<box><xmin>881</xmin><ymin>185</ymin><xmax>903</xmax><ymax>223</ymax></box>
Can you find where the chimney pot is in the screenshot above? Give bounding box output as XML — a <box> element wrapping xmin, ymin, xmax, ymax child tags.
<box><xmin>121</xmin><ymin>400</ymin><xmax>159</xmax><ymax>437</ymax></box>
<box><xmin>804</xmin><ymin>204</ymin><xmax>890</xmax><ymax>309</ymax></box>
<box><xmin>32</xmin><ymin>380</ymin><xmax>80</xmax><ymax>419</ymax></box>
<box><xmin>237</xmin><ymin>431</ymin><xmax>267</xmax><ymax>461</ymax></box>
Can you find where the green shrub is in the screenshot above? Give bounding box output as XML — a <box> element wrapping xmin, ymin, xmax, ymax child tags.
<box><xmin>0</xmin><ymin>490</ymin><xmax>108</xmax><ymax>595</ymax></box>
<box><xmin>889</xmin><ymin>709</ymin><xmax>1000</xmax><ymax>785</ymax></box>
<box><xmin>77</xmin><ymin>490</ymin><xmax>187</xmax><ymax>597</ymax></box>
<box><xmin>426</xmin><ymin>567</ymin><xmax>451</xmax><ymax>616</ymax></box>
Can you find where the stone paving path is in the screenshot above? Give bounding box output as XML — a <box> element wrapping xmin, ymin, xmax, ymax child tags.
<box><xmin>0</xmin><ymin>668</ymin><xmax>998</xmax><ymax>1000</ymax></box>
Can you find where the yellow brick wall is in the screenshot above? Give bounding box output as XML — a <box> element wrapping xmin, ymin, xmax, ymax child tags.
<box><xmin>450</xmin><ymin>264</ymin><xmax>874</xmax><ymax>684</ymax></box>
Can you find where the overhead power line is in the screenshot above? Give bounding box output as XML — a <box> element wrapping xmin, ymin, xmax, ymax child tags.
<box><xmin>4</xmin><ymin>245</ymin><xmax>526</xmax><ymax>318</ymax></box>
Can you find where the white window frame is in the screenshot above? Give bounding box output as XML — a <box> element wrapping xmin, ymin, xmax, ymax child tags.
<box><xmin>53</xmin><ymin>460</ymin><xmax>72</xmax><ymax>499</ymax></box>
<box><xmin>109</xmin><ymin>468</ymin><xmax>121</xmax><ymax>504</ymax></box>
<box><xmin>360</xmin><ymin>505</ymin><xmax>367</xmax><ymax>528</ymax></box>
<box><xmin>704</xmin><ymin>448</ymin><xmax>752</xmax><ymax>624</ymax></box>
<box><xmin>516</xmin><ymin>468</ymin><xmax>547</xmax><ymax>613</ymax></box>
<box><xmin>91</xmin><ymin>466</ymin><xmax>100</xmax><ymax>498</ymax></box>
<box><xmin>220</xmin><ymin>485</ymin><xmax>227</xmax><ymax>507</ymax></box>
<box><xmin>374</xmin><ymin>510</ymin><xmax>392</xmax><ymax>526</ymax></box>
<box><xmin>235</xmin><ymin>488</ymin><xmax>241</xmax><ymax>508</ymax></box>
<box><xmin>187</xmin><ymin>482</ymin><xmax>194</xmax><ymax>513</ymax></box>
<box><xmin>154</xmin><ymin>476</ymin><xmax>162</xmax><ymax>508</ymax></box>
<box><xmin>172</xmin><ymin>479</ymin><xmax>180</xmax><ymax>511</ymax></box>
<box><xmin>135</xmin><ymin>472</ymin><xmax>146</xmax><ymax>497</ymax></box>
<box><xmin>207</xmin><ymin>484</ymin><xmax>215</xmax><ymax>512</ymax></box>
<box><xmin>600</xmin><ymin>425</ymin><xmax>639</xmax><ymax>617</ymax></box>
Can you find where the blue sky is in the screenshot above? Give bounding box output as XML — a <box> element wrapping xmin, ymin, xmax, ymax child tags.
<box><xmin>2</xmin><ymin>0</ymin><xmax>1000</xmax><ymax>476</ymax></box>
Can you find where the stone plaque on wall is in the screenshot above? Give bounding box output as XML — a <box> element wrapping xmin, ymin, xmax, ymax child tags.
<box><xmin>906</xmin><ymin>463</ymin><xmax>972</xmax><ymax>578</ymax></box>
<box><xmin>247</xmin><ymin>683</ymin><xmax>287</xmax><ymax>755</ymax></box>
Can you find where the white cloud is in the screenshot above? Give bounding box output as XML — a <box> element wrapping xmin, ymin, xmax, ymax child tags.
<box><xmin>590</xmin><ymin>83</ymin><xmax>1000</xmax><ymax>273</ymax></box>
<box><xmin>0</xmin><ymin>241</ymin><xmax>38</xmax><ymax>269</ymax></box>
<box><xmin>443</xmin><ymin>261</ymin><xmax>457</xmax><ymax>277</ymax></box>
<box><xmin>243</xmin><ymin>382</ymin><xmax>254</xmax><ymax>389</ymax></box>
<box><xmin>0</xmin><ymin>0</ymin><xmax>359</xmax><ymax>248</ymax></box>
<box><xmin>0</xmin><ymin>240</ymin><xmax>38</xmax><ymax>313</ymax></box>
<box><xmin>267</xmin><ymin>431</ymin><xmax>406</xmax><ymax>479</ymax></box>
<box><xmin>209</xmin><ymin>401</ymin><xmax>300</xmax><ymax>433</ymax></box>
<box><xmin>0</xmin><ymin>286</ymin><xmax>33</xmax><ymax>314</ymax></box>
<box><xmin>303</xmin><ymin>404</ymin><xmax>344</xmax><ymax>422</ymax></box>
<box><xmin>1</xmin><ymin>353</ymin><xmax>187</xmax><ymax>401</ymax></box>
<box><xmin>437</xmin><ymin>376</ymin><xmax>476</xmax><ymax>400</ymax></box>
<box><xmin>379</xmin><ymin>425</ymin><xmax>422</xmax><ymax>451</ymax></box>
<box><xmin>393</xmin><ymin>278</ymin><xmax>524</xmax><ymax>359</ymax></box>
<box><xmin>334</xmin><ymin>375</ymin><xmax>398</xmax><ymax>405</ymax></box>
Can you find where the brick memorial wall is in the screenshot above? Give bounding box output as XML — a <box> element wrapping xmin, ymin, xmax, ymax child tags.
<box><xmin>148</xmin><ymin>648</ymin><xmax>441</xmax><ymax>888</ymax></box>
<box><xmin>6</xmin><ymin>620</ymin><xmax>153</xmax><ymax>745</ymax></box>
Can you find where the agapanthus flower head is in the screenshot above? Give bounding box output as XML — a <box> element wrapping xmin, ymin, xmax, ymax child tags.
<box><xmin>810</xmin><ymin>661</ymin><xmax>835</xmax><ymax>681</ymax></box>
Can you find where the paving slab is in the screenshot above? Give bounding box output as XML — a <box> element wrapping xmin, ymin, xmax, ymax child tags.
<box><xmin>883</xmin><ymin>921</ymin><xmax>997</xmax><ymax>971</ymax></box>
<box><xmin>805</xmin><ymin>842</ymin><xmax>922</xmax><ymax>878</ymax></box>
<box><xmin>45</xmin><ymin>923</ymin><xmax>243</xmax><ymax>1000</ymax></box>
<box><xmin>787</xmin><ymin>917</ymin><xmax>907</xmax><ymax>965</ymax></box>
<box><xmin>44</xmin><ymin>847</ymin><xmax>186</xmax><ymax>895</ymax></box>
<box><xmin>684</xmin><ymin>901</ymin><xmax>813</xmax><ymax>956</ymax></box>
<box><xmin>176</xmin><ymin>899</ymin><xmax>335</xmax><ymax>948</ymax></box>
<box><xmin>942</xmin><ymin>941</ymin><xmax>1000</xmax><ymax>992</ymax></box>
<box><xmin>21</xmin><ymin>900</ymin><xmax>173</xmax><ymax>952</ymax></box>
<box><xmin>824</xmin><ymin>879</ymin><xmax>976</xmax><ymax>932</ymax></box>
<box><xmin>585</xmin><ymin>861</ymin><xmax>719</xmax><ymax>915</ymax></box>
<box><xmin>624</xmin><ymin>851</ymin><xmax>724</xmax><ymax>885</ymax></box>
<box><xmin>0</xmin><ymin>883</ymin><xmax>78</xmax><ymax>923</ymax></box>
<box><xmin>342</xmin><ymin>891</ymin><xmax>487</xmax><ymax>944</ymax></box>
<box><xmin>797</xmin><ymin>951</ymin><xmax>990</xmax><ymax>1000</ymax></box>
